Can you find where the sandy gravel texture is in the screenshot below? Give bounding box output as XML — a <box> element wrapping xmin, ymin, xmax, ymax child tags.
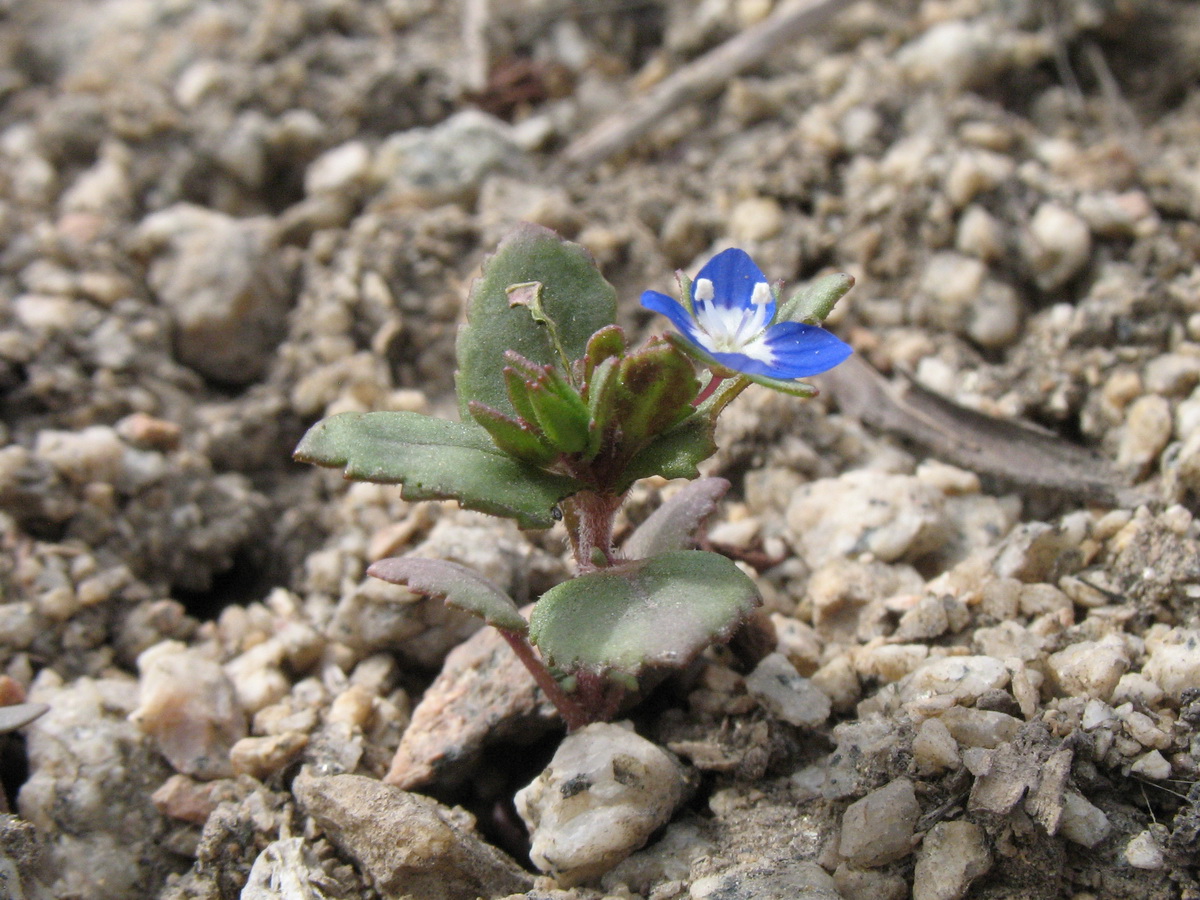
<box><xmin>1</xmin><ymin>1</ymin><xmax>1199</xmax><ymax>898</ymax></box>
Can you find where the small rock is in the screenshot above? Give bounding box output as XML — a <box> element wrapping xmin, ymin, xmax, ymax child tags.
<box><xmin>786</xmin><ymin>471</ymin><xmax>947</xmax><ymax>567</ymax></box>
<box><xmin>913</xmin><ymin>717</ymin><xmax>961</xmax><ymax>774</ymax></box>
<box><xmin>602</xmin><ymin>820</ymin><xmax>715</xmax><ymax>895</ymax></box>
<box><xmin>811</xmin><ymin>655</ymin><xmax>861</xmax><ymax>713</ymax></box>
<box><xmin>242</xmin><ymin>837</ymin><xmax>338</xmax><ymax>900</ymax></box>
<box><xmin>133</xmin><ymin>204</ymin><xmax>290</xmax><ymax>385</ymax></box>
<box><xmin>34</xmin><ymin>425</ymin><xmax>124</xmax><ymax>486</ymax></box>
<box><xmin>1117</xmin><ymin>395</ymin><xmax>1173</xmax><ymax>475</ymax></box>
<box><xmin>1081</xmin><ymin>699</ymin><xmax>1116</xmax><ymax>731</ymax></box>
<box><xmin>375</xmin><ymin>110</ymin><xmax>524</xmax><ymax>207</ymax></box>
<box><xmin>131</xmin><ymin>641</ymin><xmax>246</xmax><ymax>779</ymax></box>
<box><xmin>992</xmin><ymin>522</ymin><xmax>1081</xmax><ymax>583</ymax></box>
<box><xmin>150</xmin><ymin>773</ymin><xmax>227</xmax><ymax>825</ymax></box>
<box><xmin>1129</xmin><ymin>750</ymin><xmax>1171</xmax><ymax>780</ymax></box>
<box><xmin>515</xmin><ymin>722</ymin><xmax>687</xmax><ymax>886</ymax></box>
<box><xmin>728</xmin><ymin>196</ymin><xmax>784</xmax><ymax>243</ymax></box>
<box><xmin>1025</xmin><ymin>202</ymin><xmax>1091</xmax><ymax>290</ymax></box>
<box><xmin>744</xmin><ymin>653</ymin><xmax>831</xmax><ymax>727</ymax></box>
<box><xmin>896</xmin><ymin>20</ymin><xmax>1005</xmax><ymax>90</ymax></box>
<box><xmin>690</xmin><ymin>858</ymin><xmax>841</xmax><ymax>900</ymax></box>
<box><xmin>808</xmin><ymin>558</ymin><xmax>924</xmax><ymax>643</ymax></box>
<box><xmin>1144</xmin><ymin>352</ymin><xmax>1200</xmax><ymax>397</ymax></box>
<box><xmin>327</xmin><ymin>684</ymin><xmax>376</xmax><ymax>730</ymax></box>
<box><xmin>1111</xmin><ymin>673</ymin><xmax>1164</xmax><ymax>707</ymax></box>
<box><xmin>937</xmin><ymin>707</ymin><xmax>1021</xmax><ymax>749</ymax></box>
<box><xmin>854</xmin><ymin>642</ymin><xmax>929</xmax><ymax>684</ymax></box>
<box><xmin>1142</xmin><ymin>628</ymin><xmax>1200</xmax><ymax>701</ymax></box>
<box><xmin>912</xmin><ymin>820</ymin><xmax>992</xmax><ymax>900</ymax></box>
<box><xmin>824</xmin><ymin>716</ymin><xmax>900</xmax><ymax>799</ymax></box>
<box><xmin>770</xmin><ymin>615</ymin><xmax>823</xmax><ymax>675</ymax></box>
<box><xmin>294</xmin><ymin>770</ymin><xmax>531</xmax><ymax>900</ymax></box>
<box><xmin>833</xmin><ymin>863</ymin><xmax>909</xmax><ymax>900</ymax></box>
<box><xmin>967</xmin><ymin>281</ymin><xmax>1023</xmax><ymax>348</ymax></box>
<box><xmin>838</xmin><ymin>777</ymin><xmax>920</xmax><ymax>868</ymax></box>
<box><xmin>1123</xmin><ymin>830</ymin><xmax>1165</xmax><ymax>870</ymax></box>
<box><xmin>956</xmin><ymin>204</ymin><xmax>1005</xmax><ymax>261</ymax></box>
<box><xmin>225</xmin><ymin>639</ymin><xmax>291</xmax><ymax>715</ymax></box>
<box><xmin>916</xmin><ymin>252</ymin><xmax>986</xmax><ymax>331</ymax></box>
<box><xmin>900</xmin><ymin>656</ymin><xmax>1010</xmax><ymax>706</ymax></box>
<box><xmin>305</xmin><ymin>140</ymin><xmax>373</xmax><ymax>197</ymax></box>
<box><xmin>1047</xmin><ymin>636</ymin><xmax>1129</xmax><ymax>701</ymax></box>
<box><xmin>384</xmin><ymin>624</ymin><xmax>557</xmax><ymax>791</ymax></box>
<box><xmin>1058</xmin><ymin>790</ymin><xmax>1111</xmax><ymax>848</ymax></box>
<box><xmin>229</xmin><ymin>732</ymin><xmax>309</xmax><ymax>780</ymax></box>
<box><xmin>20</xmin><ymin>676</ymin><xmax>176</xmax><ymax>899</ymax></box>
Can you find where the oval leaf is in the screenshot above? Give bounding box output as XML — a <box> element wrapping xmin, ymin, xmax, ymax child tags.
<box><xmin>456</xmin><ymin>224</ymin><xmax>617</xmax><ymax>418</ymax></box>
<box><xmin>529</xmin><ymin>550</ymin><xmax>761</xmax><ymax>675</ymax></box>
<box><xmin>623</xmin><ymin>477</ymin><xmax>730</xmax><ymax>559</ymax></box>
<box><xmin>368</xmin><ymin>557</ymin><xmax>528</xmax><ymax>633</ymax></box>
<box><xmin>294</xmin><ymin>411</ymin><xmax>581</xmax><ymax>529</ymax></box>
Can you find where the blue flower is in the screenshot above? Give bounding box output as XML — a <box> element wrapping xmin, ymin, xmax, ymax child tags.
<box><xmin>641</xmin><ymin>248</ymin><xmax>852</xmax><ymax>380</ymax></box>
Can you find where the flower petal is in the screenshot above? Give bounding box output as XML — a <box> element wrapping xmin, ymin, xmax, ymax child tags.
<box><xmin>694</xmin><ymin>248</ymin><xmax>773</xmax><ymax>315</ymax></box>
<box><xmin>759</xmin><ymin>322</ymin><xmax>852</xmax><ymax>378</ymax></box>
<box><xmin>641</xmin><ymin>290</ymin><xmax>704</xmax><ymax>344</ymax></box>
<box><xmin>702</xmin><ymin>349</ymin><xmax>782</xmax><ymax>377</ymax></box>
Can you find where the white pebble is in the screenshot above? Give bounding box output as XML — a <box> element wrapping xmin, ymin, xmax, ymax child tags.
<box><xmin>515</xmin><ymin>722</ymin><xmax>686</xmax><ymax>886</ymax></box>
<box><xmin>1025</xmin><ymin>203</ymin><xmax>1091</xmax><ymax>290</ymax></box>
<box><xmin>1123</xmin><ymin>830</ymin><xmax>1165</xmax><ymax>870</ymax></box>
<box><xmin>745</xmin><ymin>653</ymin><xmax>831</xmax><ymax>727</ymax></box>
<box><xmin>1129</xmin><ymin>750</ymin><xmax>1171</xmax><ymax>781</ymax></box>
<box><xmin>1058</xmin><ymin>791</ymin><xmax>1111</xmax><ymax>847</ymax></box>
<box><xmin>1047</xmin><ymin>636</ymin><xmax>1129</xmax><ymax>701</ymax></box>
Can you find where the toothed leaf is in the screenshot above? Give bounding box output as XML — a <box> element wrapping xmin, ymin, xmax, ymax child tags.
<box><xmin>457</xmin><ymin>224</ymin><xmax>617</xmax><ymax>418</ymax></box>
<box><xmin>294</xmin><ymin>411</ymin><xmax>581</xmax><ymax>528</ymax></box>
<box><xmin>368</xmin><ymin>556</ymin><xmax>528</xmax><ymax>633</ymax></box>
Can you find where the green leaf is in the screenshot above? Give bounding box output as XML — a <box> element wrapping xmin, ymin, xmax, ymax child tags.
<box><xmin>612</xmin><ymin>340</ymin><xmax>699</xmax><ymax>448</ymax></box>
<box><xmin>457</xmin><ymin>224</ymin><xmax>617</xmax><ymax>418</ymax></box>
<box><xmin>527</xmin><ymin>382</ymin><xmax>590</xmax><ymax>454</ymax></box>
<box><xmin>368</xmin><ymin>556</ymin><xmax>528</xmax><ymax>633</ymax></box>
<box><xmin>294</xmin><ymin>411</ymin><xmax>581</xmax><ymax>529</ymax></box>
<box><xmin>527</xmin><ymin>366</ymin><xmax>591</xmax><ymax>454</ymax></box>
<box><xmin>623</xmin><ymin>477</ymin><xmax>730</xmax><ymax>559</ymax></box>
<box><xmin>502</xmin><ymin>365</ymin><xmax>542</xmax><ymax>427</ymax></box>
<box><xmin>467</xmin><ymin>401</ymin><xmax>557</xmax><ymax>465</ymax></box>
<box><xmin>529</xmin><ymin>550</ymin><xmax>761</xmax><ymax>675</ymax></box>
<box><xmin>777</xmin><ymin>272</ymin><xmax>855</xmax><ymax>325</ymax></box>
<box><xmin>582</xmin><ymin>325</ymin><xmax>626</xmax><ymax>388</ymax></box>
<box><xmin>619</xmin><ymin>416</ymin><xmax>716</xmax><ymax>489</ymax></box>
<box><xmin>584</xmin><ymin>355</ymin><xmax>620</xmax><ymax>459</ymax></box>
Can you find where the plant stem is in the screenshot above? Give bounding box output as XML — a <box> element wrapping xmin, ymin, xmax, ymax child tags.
<box><xmin>697</xmin><ymin>375</ymin><xmax>751</xmax><ymax>419</ymax></box>
<box><xmin>693</xmin><ymin>372</ymin><xmax>726</xmax><ymax>406</ymax></box>
<box><xmin>498</xmin><ymin>628</ymin><xmax>589</xmax><ymax>731</ymax></box>
<box><xmin>560</xmin><ymin>489</ymin><xmax>623</xmax><ymax>570</ymax></box>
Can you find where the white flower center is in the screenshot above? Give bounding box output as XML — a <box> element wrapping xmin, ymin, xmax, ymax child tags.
<box><xmin>692</xmin><ymin>279</ymin><xmax>774</xmax><ymax>362</ymax></box>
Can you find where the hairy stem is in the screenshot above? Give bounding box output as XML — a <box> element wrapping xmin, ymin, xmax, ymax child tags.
<box><xmin>561</xmin><ymin>489</ymin><xmax>624</xmax><ymax>570</ymax></box>
<box><xmin>498</xmin><ymin>628</ymin><xmax>589</xmax><ymax>731</ymax></box>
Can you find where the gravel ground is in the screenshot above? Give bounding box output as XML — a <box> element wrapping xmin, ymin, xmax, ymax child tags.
<box><xmin>2</xmin><ymin>1</ymin><xmax>1200</xmax><ymax>898</ymax></box>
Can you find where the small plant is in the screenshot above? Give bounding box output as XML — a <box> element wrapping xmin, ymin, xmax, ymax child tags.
<box><xmin>295</xmin><ymin>224</ymin><xmax>852</xmax><ymax>729</ymax></box>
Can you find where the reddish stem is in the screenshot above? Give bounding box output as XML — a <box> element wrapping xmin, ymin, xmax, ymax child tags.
<box><xmin>498</xmin><ymin>628</ymin><xmax>589</xmax><ymax>731</ymax></box>
<box><xmin>561</xmin><ymin>490</ymin><xmax>624</xmax><ymax>570</ymax></box>
<box><xmin>693</xmin><ymin>373</ymin><xmax>726</xmax><ymax>406</ymax></box>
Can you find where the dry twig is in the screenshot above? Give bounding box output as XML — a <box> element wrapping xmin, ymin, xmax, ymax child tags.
<box><xmin>563</xmin><ymin>0</ymin><xmax>856</xmax><ymax>169</ymax></box>
<box><xmin>819</xmin><ymin>355</ymin><xmax>1133</xmax><ymax>505</ymax></box>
